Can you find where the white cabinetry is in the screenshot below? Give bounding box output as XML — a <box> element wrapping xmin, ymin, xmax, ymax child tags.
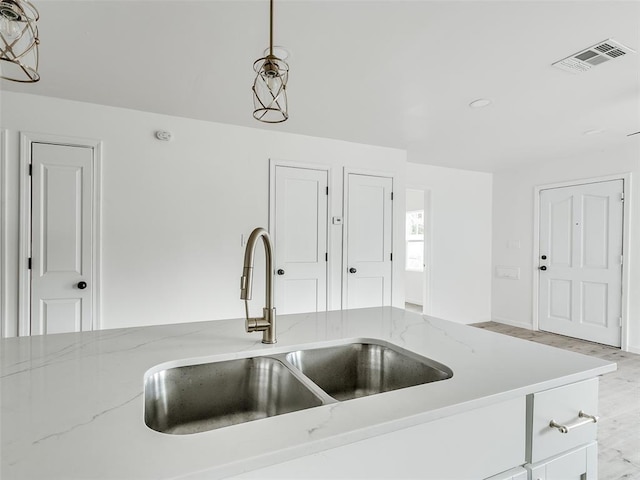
<box><xmin>486</xmin><ymin>467</ymin><xmax>528</xmax><ymax>480</ymax></box>
<box><xmin>231</xmin><ymin>397</ymin><xmax>525</xmax><ymax>479</ymax></box>
<box><xmin>527</xmin><ymin>443</ymin><xmax>597</xmax><ymax>480</ymax></box>
<box><xmin>526</xmin><ymin>378</ymin><xmax>599</xmax><ymax>479</ymax></box>
<box><xmin>231</xmin><ymin>378</ymin><xmax>602</xmax><ymax>480</ymax></box>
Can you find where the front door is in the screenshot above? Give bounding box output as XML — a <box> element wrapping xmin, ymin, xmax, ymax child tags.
<box><xmin>345</xmin><ymin>173</ymin><xmax>393</xmax><ymax>309</ymax></box>
<box><xmin>273</xmin><ymin>165</ymin><xmax>328</xmax><ymax>314</ymax></box>
<box><xmin>30</xmin><ymin>142</ymin><xmax>94</xmax><ymax>334</ymax></box>
<box><xmin>538</xmin><ymin>180</ymin><xmax>624</xmax><ymax>346</ymax></box>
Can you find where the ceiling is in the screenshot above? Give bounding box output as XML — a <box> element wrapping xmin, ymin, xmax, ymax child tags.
<box><xmin>2</xmin><ymin>0</ymin><xmax>639</xmax><ymax>172</ymax></box>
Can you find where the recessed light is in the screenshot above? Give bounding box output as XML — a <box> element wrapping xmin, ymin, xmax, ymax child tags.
<box><xmin>469</xmin><ymin>98</ymin><xmax>492</xmax><ymax>108</ymax></box>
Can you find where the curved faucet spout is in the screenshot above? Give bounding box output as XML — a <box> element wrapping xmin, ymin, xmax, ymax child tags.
<box><xmin>240</xmin><ymin>227</ymin><xmax>276</xmax><ymax>344</ymax></box>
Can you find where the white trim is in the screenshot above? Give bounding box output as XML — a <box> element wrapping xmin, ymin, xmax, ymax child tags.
<box><xmin>18</xmin><ymin>133</ymin><xmax>30</xmax><ymax>335</ymax></box>
<box><xmin>268</xmin><ymin>159</ymin><xmax>332</xmax><ymax>311</ymax></box>
<box><xmin>492</xmin><ymin>316</ymin><xmax>536</xmax><ymax>331</ymax></box>
<box><xmin>0</xmin><ymin>130</ymin><xmax>7</xmax><ymax>337</ymax></box>
<box><xmin>342</xmin><ymin>167</ymin><xmax>395</xmax><ymax>310</ymax></box>
<box><xmin>423</xmin><ymin>189</ymin><xmax>433</xmax><ymax>316</ymax></box>
<box><xmin>532</xmin><ymin>173</ymin><xmax>632</xmax><ymax>351</ymax></box>
<box><xmin>18</xmin><ymin>132</ymin><xmax>103</xmax><ymax>335</ymax></box>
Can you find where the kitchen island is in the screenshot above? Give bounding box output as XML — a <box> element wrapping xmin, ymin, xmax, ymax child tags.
<box><xmin>1</xmin><ymin>307</ymin><xmax>615</xmax><ymax>479</ymax></box>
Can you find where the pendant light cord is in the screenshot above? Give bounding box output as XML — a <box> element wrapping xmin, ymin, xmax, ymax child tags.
<box><xmin>269</xmin><ymin>0</ymin><xmax>273</xmax><ymax>56</ymax></box>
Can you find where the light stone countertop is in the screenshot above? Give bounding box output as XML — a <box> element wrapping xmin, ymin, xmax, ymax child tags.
<box><xmin>1</xmin><ymin>307</ymin><xmax>616</xmax><ymax>479</ymax></box>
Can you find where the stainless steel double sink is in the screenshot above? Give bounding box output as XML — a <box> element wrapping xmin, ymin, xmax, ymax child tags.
<box><xmin>144</xmin><ymin>340</ymin><xmax>453</xmax><ymax>435</ymax></box>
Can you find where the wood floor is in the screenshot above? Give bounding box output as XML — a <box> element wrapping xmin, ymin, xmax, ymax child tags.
<box><xmin>472</xmin><ymin>321</ymin><xmax>640</xmax><ymax>480</ymax></box>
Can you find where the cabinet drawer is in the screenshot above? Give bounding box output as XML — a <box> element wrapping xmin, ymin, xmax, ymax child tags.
<box><xmin>527</xmin><ymin>442</ymin><xmax>597</xmax><ymax>480</ymax></box>
<box><xmin>527</xmin><ymin>378</ymin><xmax>598</xmax><ymax>463</ymax></box>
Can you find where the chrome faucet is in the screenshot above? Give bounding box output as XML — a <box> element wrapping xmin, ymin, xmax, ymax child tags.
<box><xmin>240</xmin><ymin>227</ymin><xmax>276</xmax><ymax>344</ymax></box>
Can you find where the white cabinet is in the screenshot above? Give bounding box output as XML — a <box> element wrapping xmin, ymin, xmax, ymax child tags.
<box><xmin>231</xmin><ymin>397</ymin><xmax>526</xmax><ymax>479</ymax></box>
<box><xmin>526</xmin><ymin>378</ymin><xmax>599</xmax><ymax>479</ymax></box>
<box><xmin>485</xmin><ymin>467</ymin><xmax>528</xmax><ymax>480</ymax></box>
<box><xmin>231</xmin><ymin>379</ymin><xmax>602</xmax><ymax>480</ymax></box>
<box><xmin>527</xmin><ymin>442</ymin><xmax>597</xmax><ymax>480</ymax></box>
<box><xmin>527</xmin><ymin>378</ymin><xmax>598</xmax><ymax>463</ymax></box>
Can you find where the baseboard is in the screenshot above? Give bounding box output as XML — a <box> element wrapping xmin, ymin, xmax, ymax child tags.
<box><xmin>491</xmin><ymin>316</ymin><xmax>535</xmax><ymax>330</ymax></box>
<box><xmin>627</xmin><ymin>344</ymin><xmax>640</xmax><ymax>355</ymax></box>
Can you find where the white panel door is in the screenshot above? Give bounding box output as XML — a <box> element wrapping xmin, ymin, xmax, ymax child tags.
<box><xmin>345</xmin><ymin>174</ymin><xmax>393</xmax><ymax>309</ymax></box>
<box><xmin>273</xmin><ymin>166</ymin><xmax>328</xmax><ymax>315</ymax></box>
<box><xmin>30</xmin><ymin>143</ymin><xmax>93</xmax><ymax>335</ymax></box>
<box><xmin>539</xmin><ymin>180</ymin><xmax>623</xmax><ymax>346</ymax></box>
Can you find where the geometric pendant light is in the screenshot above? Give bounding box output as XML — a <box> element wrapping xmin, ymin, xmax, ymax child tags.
<box><xmin>0</xmin><ymin>0</ymin><xmax>40</xmax><ymax>82</ymax></box>
<box><xmin>252</xmin><ymin>0</ymin><xmax>288</xmax><ymax>123</ymax></box>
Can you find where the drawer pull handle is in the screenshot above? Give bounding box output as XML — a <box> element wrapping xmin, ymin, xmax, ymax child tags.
<box><xmin>549</xmin><ymin>411</ymin><xmax>599</xmax><ymax>434</ymax></box>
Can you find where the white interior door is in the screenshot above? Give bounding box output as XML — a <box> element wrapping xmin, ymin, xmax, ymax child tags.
<box><xmin>345</xmin><ymin>173</ymin><xmax>393</xmax><ymax>309</ymax></box>
<box><xmin>273</xmin><ymin>165</ymin><xmax>328</xmax><ymax>315</ymax></box>
<box><xmin>538</xmin><ymin>180</ymin><xmax>623</xmax><ymax>346</ymax></box>
<box><xmin>30</xmin><ymin>143</ymin><xmax>93</xmax><ymax>335</ymax></box>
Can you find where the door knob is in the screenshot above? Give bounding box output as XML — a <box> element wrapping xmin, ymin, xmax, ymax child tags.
<box><xmin>277</xmin><ymin>269</ymin><xmax>285</xmax><ymax>275</ymax></box>
<box><xmin>541</xmin><ymin>255</ymin><xmax>547</xmax><ymax>260</ymax></box>
<box><xmin>539</xmin><ymin>266</ymin><xmax>547</xmax><ymax>271</ymax></box>
<box><xmin>77</xmin><ymin>281</ymin><xmax>87</xmax><ymax>289</ymax></box>
<box><xmin>349</xmin><ymin>267</ymin><xmax>357</xmax><ymax>274</ymax></box>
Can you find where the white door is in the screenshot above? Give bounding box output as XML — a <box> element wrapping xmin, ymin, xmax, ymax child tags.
<box><xmin>273</xmin><ymin>165</ymin><xmax>328</xmax><ymax>314</ymax></box>
<box><xmin>345</xmin><ymin>173</ymin><xmax>393</xmax><ymax>309</ymax></box>
<box><xmin>538</xmin><ymin>180</ymin><xmax>624</xmax><ymax>346</ymax></box>
<box><xmin>30</xmin><ymin>143</ymin><xmax>93</xmax><ymax>335</ymax></box>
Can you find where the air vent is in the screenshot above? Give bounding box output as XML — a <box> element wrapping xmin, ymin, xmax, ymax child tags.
<box><xmin>552</xmin><ymin>39</ymin><xmax>636</xmax><ymax>74</ymax></box>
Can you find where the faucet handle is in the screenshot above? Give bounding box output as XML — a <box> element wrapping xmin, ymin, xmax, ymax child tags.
<box><xmin>240</xmin><ymin>270</ymin><xmax>252</xmax><ymax>300</ymax></box>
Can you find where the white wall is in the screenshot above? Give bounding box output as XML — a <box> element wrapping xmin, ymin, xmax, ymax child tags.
<box><xmin>406</xmin><ymin>163</ymin><xmax>493</xmax><ymax>324</ymax></box>
<box><xmin>492</xmin><ymin>143</ymin><xmax>640</xmax><ymax>353</ymax></box>
<box><xmin>1</xmin><ymin>92</ymin><xmax>407</xmax><ymax>334</ymax></box>
<box><xmin>405</xmin><ymin>188</ymin><xmax>425</xmax><ymax>305</ymax></box>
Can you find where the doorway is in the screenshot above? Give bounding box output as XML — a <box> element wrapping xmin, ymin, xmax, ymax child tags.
<box><xmin>537</xmin><ymin>179</ymin><xmax>625</xmax><ymax>347</ymax></box>
<box><xmin>19</xmin><ymin>133</ymin><xmax>102</xmax><ymax>335</ymax></box>
<box><xmin>405</xmin><ymin>188</ymin><xmax>426</xmax><ymax>313</ymax></box>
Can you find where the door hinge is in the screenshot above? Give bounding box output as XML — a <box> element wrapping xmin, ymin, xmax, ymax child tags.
<box><xmin>28</xmin><ymin>257</ymin><xmax>32</xmax><ymax>270</ymax></box>
<box><xmin>391</xmin><ymin>192</ymin><xmax>394</xmax><ymax>201</ymax></box>
<box><xmin>390</xmin><ymin>253</ymin><xmax>393</xmax><ymax>261</ymax></box>
<box><xmin>325</xmin><ymin>252</ymin><xmax>328</xmax><ymax>262</ymax></box>
<box><xmin>620</xmin><ymin>192</ymin><xmax>625</xmax><ymax>202</ymax></box>
<box><xmin>619</xmin><ymin>317</ymin><xmax>623</xmax><ymax>328</ymax></box>
<box><xmin>326</xmin><ymin>186</ymin><xmax>329</xmax><ymax>195</ymax></box>
<box><xmin>620</xmin><ymin>254</ymin><xmax>624</xmax><ymax>266</ymax></box>
<box><xmin>28</xmin><ymin>164</ymin><xmax>32</xmax><ymax>176</ymax></box>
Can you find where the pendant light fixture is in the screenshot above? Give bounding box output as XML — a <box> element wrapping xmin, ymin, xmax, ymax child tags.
<box><xmin>252</xmin><ymin>0</ymin><xmax>288</xmax><ymax>123</ymax></box>
<box><xmin>0</xmin><ymin>0</ymin><xmax>39</xmax><ymax>82</ymax></box>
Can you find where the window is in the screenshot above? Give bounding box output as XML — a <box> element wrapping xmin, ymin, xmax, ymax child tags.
<box><xmin>406</xmin><ymin>210</ymin><xmax>424</xmax><ymax>272</ymax></box>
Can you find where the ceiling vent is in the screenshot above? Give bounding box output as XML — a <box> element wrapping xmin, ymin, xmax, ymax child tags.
<box><xmin>552</xmin><ymin>39</ymin><xmax>636</xmax><ymax>74</ymax></box>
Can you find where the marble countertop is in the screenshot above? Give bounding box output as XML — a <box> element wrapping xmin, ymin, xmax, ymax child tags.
<box><xmin>1</xmin><ymin>307</ymin><xmax>615</xmax><ymax>479</ymax></box>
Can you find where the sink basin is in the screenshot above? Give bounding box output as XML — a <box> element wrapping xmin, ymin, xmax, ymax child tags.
<box><xmin>144</xmin><ymin>340</ymin><xmax>453</xmax><ymax>434</ymax></box>
<box><xmin>285</xmin><ymin>342</ymin><xmax>453</xmax><ymax>401</ymax></box>
<box><xmin>144</xmin><ymin>356</ymin><xmax>325</xmax><ymax>434</ymax></box>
